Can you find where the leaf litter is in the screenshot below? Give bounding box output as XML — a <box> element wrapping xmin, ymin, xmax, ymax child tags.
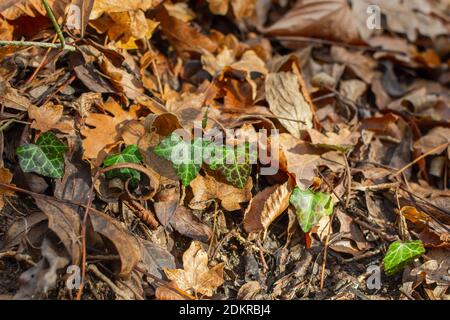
<box><xmin>0</xmin><ymin>0</ymin><xmax>449</xmax><ymax>301</ymax></box>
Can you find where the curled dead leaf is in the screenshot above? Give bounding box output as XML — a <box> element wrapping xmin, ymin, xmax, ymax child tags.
<box><xmin>244</xmin><ymin>179</ymin><xmax>294</xmax><ymax>233</ymax></box>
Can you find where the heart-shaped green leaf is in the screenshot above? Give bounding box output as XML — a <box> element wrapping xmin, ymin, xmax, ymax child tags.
<box><xmin>153</xmin><ymin>134</ymin><xmax>203</xmax><ymax>187</ymax></box>
<box><xmin>206</xmin><ymin>142</ymin><xmax>256</xmax><ymax>189</ymax></box>
<box><xmin>16</xmin><ymin>132</ymin><xmax>67</xmax><ymax>178</ymax></box>
<box><xmin>103</xmin><ymin>144</ymin><xmax>143</xmax><ymax>186</ymax></box>
<box><xmin>383</xmin><ymin>240</ymin><xmax>425</xmax><ymax>276</ymax></box>
<box><xmin>289</xmin><ymin>187</ymin><xmax>334</xmax><ymax>232</ymax></box>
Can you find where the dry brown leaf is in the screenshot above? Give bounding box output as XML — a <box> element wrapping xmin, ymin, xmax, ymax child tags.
<box><xmin>90</xmin><ymin>0</ymin><xmax>162</xmax><ymax>19</ymax></box>
<box><xmin>0</xmin><ymin>17</ymin><xmax>13</xmax><ymax>40</ymax></box>
<box><xmin>265</xmin><ymin>0</ymin><xmax>361</xmax><ymax>44</ymax></box>
<box><xmin>155</xmin><ymin>282</ymin><xmax>194</xmax><ymax>300</ymax></box>
<box><xmin>278</xmin><ymin>134</ymin><xmax>345</xmax><ymax>190</ymax></box>
<box><xmin>65</xmin><ymin>0</ymin><xmax>94</xmax><ymax>36</ymax></box>
<box><xmin>331</xmin><ymin>47</ymin><xmax>376</xmax><ymax>83</ymax></box>
<box><xmin>231</xmin><ymin>0</ymin><xmax>256</xmax><ymax>20</ymax></box>
<box><xmin>307</xmin><ymin>127</ymin><xmax>360</xmax><ymax>152</ymax></box>
<box><xmin>352</xmin><ymin>0</ymin><xmax>448</xmax><ymax>42</ymax></box>
<box><xmin>266</xmin><ymin>71</ymin><xmax>313</xmax><ymax>138</ymax></box>
<box><xmin>169</xmin><ymin>206</ymin><xmax>213</xmax><ymax>243</ymax></box>
<box><xmin>329</xmin><ymin>209</ymin><xmax>372</xmax><ymax>256</ymax></box>
<box><xmin>99</xmin><ymin>51</ymin><xmax>145</xmax><ymax>100</ymax></box>
<box><xmin>0</xmin><ymin>0</ymin><xmax>68</xmax><ymax>20</ymax></box>
<box><xmin>414</xmin><ymin>127</ymin><xmax>450</xmax><ymax>159</ymax></box>
<box><xmin>80</xmin><ymin>98</ymin><xmax>145</xmax><ymax>161</ymax></box>
<box><xmin>0</xmin><ymin>167</ymin><xmax>13</xmax><ymax>211</ymax></box>
<box><xmin>189</xmin><ymin>174</ymin><xmax>252</xmax><ymax>211</ymax></box>
<box><xmin>243</xmin><ymin>179</ymin><xmax>294</xmax><ymax>233</ymax></box>
<box><xmin>89</xmin><ymin>209</ymin><xmax>141</xmax><ymax>277</ymax></box>
<box><xmin>33</xmin><ymin>197</ymin><xmax>82</xmax><ymax>265</ymax></box>
<box><xmin>28</xmin><ymin>102</ymin><xmax>74</xmax><ymax>134</ymax></box>
<box><xmin>207</xmin><ymin>0</ymin><xmax>229</xmax><ymax>16</ymax></box>
<box><xmin>153</xmin><ymin>5</ymin><xmax>218</xmax><ymax>57</ymax></box>
<box><xmin>0</xmin><ymin>78</ymin><xmax>33</xmax><ymax>111</ymax></box>
<box><xmin>164</xmin><ymin>241</ymin><xmax>224</xmax><ymax>297</ymax></box>
<box><xmin>164</xmin><ymin>2</ymin><xmax>195</xmax><ymax>22</ymax></box>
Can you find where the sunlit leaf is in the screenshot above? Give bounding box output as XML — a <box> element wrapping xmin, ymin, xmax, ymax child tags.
<box><xmin>153</xmin><ymin>133</ymin><xmax>203</xmax><ymax>187</ymax></box>
<box><xmin>383</xmin><ymin>240</ymin><xmax>425</xmax><ymax>276</ymax></box>
<box><xmin>289</xmin><ymin>187</ymin><xmax>334</xmax><ymax>232</ymax></box>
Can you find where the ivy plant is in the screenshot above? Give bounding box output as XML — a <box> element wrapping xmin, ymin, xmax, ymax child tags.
<box><xmin>289</xmin><ymin>187</ymin><xmax>334</xmax><ymax>233</ymax></box>
<box><xmin>153</xmin><ymin>133</ymin><xmax>256</xmax><ymax>188</ymax></box>
<box><xmin>16</xmin><ymin>132</ymin><xmax>67</xmax><ymax>179</ymax></box>
<box><xmin>103</xmin><ymin>144</ymin><xmax>143</xmax><ymax>186</ymax></box>
<box><xmin>383</xmin><ymin>240</ymin><xmax>425</xmax><ymax>276</ymax></box>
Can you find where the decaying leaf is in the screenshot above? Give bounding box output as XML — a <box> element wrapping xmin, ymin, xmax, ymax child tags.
<box><xmin>265</xmin><ymin>0</ymin><xmax>362</xmax><ymax>44</ymax></box>
<box><xmin>80</xmin><ymin>98</ymin><xmax>145</xmax><ymax>161</ymax></box>
<box><xmin>266</xmin><ymin>71</ymin><xmax>313</xmax><ymax>139</ymax></box>
<box><xmin>189</xmin><ymin>173</ymin><xmax>252</xmax><ymax>211</ymax></box>
<box><xmin>244</xmin><ymin>179</ymin><xmax>294</xmax><ymax>233</ymax></box>
<box><xmin>164</xmin><ymin>241</ymin><xmax>224</xmax><ymax>297</ymax></box>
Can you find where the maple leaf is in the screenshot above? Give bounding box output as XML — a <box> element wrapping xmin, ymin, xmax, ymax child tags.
<box><xmin>80</xmin><ymin>99</ymin><xmax>144</xmax><ymax>162</ymax></box>
<box><xmin>164</xmin><ymin>241</ymin><xmax>224</xmax><ymax>297</ymax></box>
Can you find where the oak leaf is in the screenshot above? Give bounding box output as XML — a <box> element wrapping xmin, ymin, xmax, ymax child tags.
<box><xmin>80</xmin><ymin>99</ymin><xmax>145</xmax><ymax>161</ymax></box>
<box><xmin>164</xmin><ymin>241</ymin><xmax>224</xmax><ymax>297</ymax></box>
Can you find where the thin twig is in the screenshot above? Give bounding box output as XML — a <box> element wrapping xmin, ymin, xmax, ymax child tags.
<box><xmin>392</xmin><ymin>142</ymin><xmax>450</xmax><ymax>177</ymax></box>
<box><xmin>0</xmin><ymin>41</ymin><xmax>76</xmax><ymax>51</ymax></box>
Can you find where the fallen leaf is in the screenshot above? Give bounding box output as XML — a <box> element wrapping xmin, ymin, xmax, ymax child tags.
<box><xmin>80</xmin><ymin>98</ymin><xmax>145</xmax><ymax>161</ymax></box>
<box><xmin>0</xmin><ymin>167</ymin><xmax>13</xmax><ymax>211</ymax></box>
<box><xmin>189</xmin><ymin>173</ymin><xmax>252</xmax><ymax>211</ymax></box>
<box><xmin>28</xmin><ymin>102</ymin><xmax>73</xmax><ymax>133</ymax></box>
<box><xmin>169</xmin><ymin>206</ymin><xmax>213</xmax><ymax>243</ymax></box>
<box><xmin>266</xmin><ymin>71</ymin><xmax>314</xmax><ymax>138</ymax></box>
<box><xmin>243</xmin><ymin>179</ymin><xmax>294</xmax><ymax>233</ymax></box>
<box><xmin>265</xmin><ymin>0</ymin><xmax>362</xmax><ymax>44</ymax></box>
<box><xmin>90</xmin><ymin>0</ymin><xmax>162</xmax><ymax>19</ymax></box>
<box><xmin>153</xmin><ymin>5</ymin><xmax>218</xmax><ymax>58</ymax></box>
<box><xmin>414</xmin><ymin>127</ymin><xmax>450</xmax><ymax>159</ymax></box>
<box><xmin>164</xmin><ymin>241</ymin><xmax>224</xmax><ymax>297</ymax></box>
<box><xmin>89</xmin><ymin>209</ymin><xmax>141</xmax><ymax>277</ymax></box>
<box><xmin>307</xmin><ymin>127</ymin><xmax>360</xmax><ymax>152</ymax></box>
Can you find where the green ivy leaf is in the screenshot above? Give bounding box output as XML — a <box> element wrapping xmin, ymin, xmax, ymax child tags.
<box><xmin>383</xmin><ymin>240</ymin><xmax>425</xmax><ymax>276</ymax></box>
<box><xmin>16</xmin><ymin>132</ymin><xmax>67</xmax><ymax>179</ymax></box>
<box><xmin>103</xmin><ymin>145</ymin><xmax>143</xmax><ymax>186</ymax></box>
<box><xmin>153</xmin><ymin>134</ymin><xmax>203</xmax><ymax>187</ymax></box>
<box><xmin>207</xmin><ymin>142</ymin><xmax>256</xmax><ymax>189</ymax></box>
<box><xmin>289</xmin><ymin>187</ymin><xmax>334</xmax><ymax>232</ymax></box>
